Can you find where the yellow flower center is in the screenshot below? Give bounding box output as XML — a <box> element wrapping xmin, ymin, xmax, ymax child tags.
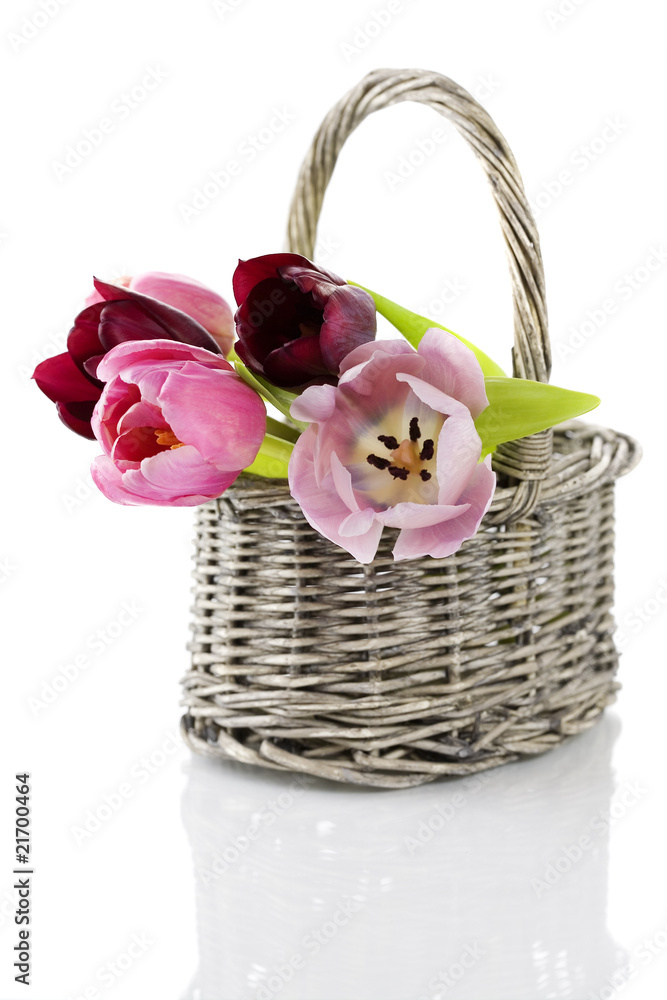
<box><xmin>349</xmin><ymin>409</ymin><xmax>443</xmax><ymax>507</ymax></box>
<box><xmin>155</xmin><ymin>429</ymin><xmax>185</xmax><ymax>449</ymax></box>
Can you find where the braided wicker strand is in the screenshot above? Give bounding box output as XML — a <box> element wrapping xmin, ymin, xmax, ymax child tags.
<box><xmin>181</xmin><ymin>70</ymin><xmax>641</xmax><ymax>787</ymax></box>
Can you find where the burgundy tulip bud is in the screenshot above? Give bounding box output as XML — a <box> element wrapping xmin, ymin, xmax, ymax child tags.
<box><xmin>233</xmin><ymin>253</ymin><xmax>377</xmax><ymax>389</ymax></box>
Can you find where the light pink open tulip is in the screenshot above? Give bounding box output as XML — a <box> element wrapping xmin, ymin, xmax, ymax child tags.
<box><xmin>288</xmin><ymin>330</ymin><xmax>496</xmax><ymax>563</ymax></box>
<box><xmin>90</xmin><ymin>340</ymin><xmax>265</xmax><ymax>506</ymax></box>
<box><xmin>85</xmin><ymin>272</ymin><xmax>235</xmax><ymax>356</ymax></box>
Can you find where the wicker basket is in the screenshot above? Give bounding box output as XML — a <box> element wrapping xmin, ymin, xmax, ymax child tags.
<box><xmin>181</xmin><ymin>68</ymin><xmax>640</xmax><ymax>788</ymax></box>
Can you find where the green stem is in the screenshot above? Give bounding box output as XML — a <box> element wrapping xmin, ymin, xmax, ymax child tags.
<box><xmin>266</xmin><ymin>416</ymin><xmax>300</xmax><ymax>442</ymax></box>
<box><xmin>234</xmin><ymin>361</ymin><xmax>308</xmax><ymax>431</ymax></box>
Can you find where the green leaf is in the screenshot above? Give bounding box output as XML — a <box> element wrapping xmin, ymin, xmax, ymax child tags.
<box><xmin>266</xmin><ymin>416</ymin><xmax>300</xmax><ymax>443</ymax></box>
<box><xmin>476</xmin><ymin>378</ymin><xmax>600</xmax><ymax>457</ymax></box>
<box><xmin>234</xmin><ymin>361</ymin><xmax>308</xmax><ymax>431</ymax></box>
<box><xmin>350</xmin><ymin>281</ymin><xmax>507</xmax><ymax>377</ymax></box>
<box><xmin>243</xmin><ymin>433</ymin><xmax>293</xmax><ymax>478</ymax></box>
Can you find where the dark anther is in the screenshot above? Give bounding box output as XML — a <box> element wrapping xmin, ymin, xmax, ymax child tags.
<box><xmin>388</xmin><ymin>465</ymin><xmax>409</xmax><ymax>481</ymax></box>
<box><xmin>409</xmin><ymin>417</ymin><xmax>421</xmax><ymax>441</ymax></box>
<box><xmin>378</xmin><ymin>434</ymin><xmax>399</xmax><ymax>450</ymax></box>
<box><xmin>367</xmin><ymin>454</ymin><xmax>391</xmax><ymax>470</ymax></box>
<box><xmin>420</xmin><ymin>470</ymin><xmax>432</xmax><ymax>482</ymax></box>
<box><xmin>420</xmin><ymin>439</ymin><xmax>434</xmax><ymax>461</ymax></box>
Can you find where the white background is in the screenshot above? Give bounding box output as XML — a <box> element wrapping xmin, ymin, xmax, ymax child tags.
<box><xmin>1</xmin><ymin>0</ymin><xmax>665</xmax><ymax>998</ymax></box>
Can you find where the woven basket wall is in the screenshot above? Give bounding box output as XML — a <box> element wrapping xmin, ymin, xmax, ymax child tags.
<box><xmin>181</xmin><ymin>69</ymin><xmax>640</xmax><ymax>788</ymax></box>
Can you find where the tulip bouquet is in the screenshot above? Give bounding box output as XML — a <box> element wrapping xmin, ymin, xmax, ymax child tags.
<box><xmin>33</xmin><ymin>254</ymin><xmax>600</xmax><ymax>563</ymax></box>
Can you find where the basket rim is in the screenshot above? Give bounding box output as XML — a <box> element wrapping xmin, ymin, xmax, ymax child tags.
<box><xmin>216</xmin><ymin>421</ymin><xmax>640</xmax><ymax>525</ymax></box>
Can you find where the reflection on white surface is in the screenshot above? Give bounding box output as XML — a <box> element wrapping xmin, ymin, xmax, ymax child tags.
<box><xmin>181</xmin><ymin>716</ymin><xmax>625</xmax><ymax>1000</ymax></box>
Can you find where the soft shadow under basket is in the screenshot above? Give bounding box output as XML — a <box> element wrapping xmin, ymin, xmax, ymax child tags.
<box><xmin>181</xmin><ymin>68</ymin><xmax>640</xmax><ymax>788</ymax></box>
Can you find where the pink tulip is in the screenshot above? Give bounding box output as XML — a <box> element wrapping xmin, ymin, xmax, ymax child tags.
<box><xmin>90</xmin><ymin>340</ymin><xmax>265</xmax><ymax>506</ymax></box>
<box><xmin>288</xmin><ymin>330</ymin><xmax>496</xmax><ymax>563</ymax></box>
<box><xmin>85</xmin><ymin>271</ymin><xmax>235</xmax><ymax>356</ymax></box>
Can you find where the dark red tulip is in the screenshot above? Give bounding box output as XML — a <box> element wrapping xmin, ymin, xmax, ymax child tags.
<box><xmin>33</xmin><ymin>277</ymin><xmax>223</xmax><ymax>439</ymax></box>
<box><xmin>233</xmin><ymin>253</ymin><xmax>376</xmax><ymax>388</ymax></box>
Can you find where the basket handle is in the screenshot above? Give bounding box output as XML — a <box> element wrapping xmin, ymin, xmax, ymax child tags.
<box><xmin>286</xmin><ymin>68</ymin><xmax>552</xmax><ymax>518</ymax></box>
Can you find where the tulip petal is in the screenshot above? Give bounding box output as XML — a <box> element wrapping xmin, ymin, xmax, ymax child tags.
<box><xmin>263</xmin><ymin>337</ymin><xmax>330</xmax><ymax>386</ymax></box>
<box><xmin>319</xmin><ymin>285</ymin><xmax>377</xmax><ymax>370</ymax></box>
<box><xmin>417</xmin><ymin>328</ymin><xmax>489</xmax><ymax>419</ymax></box>
<box><xmin>234</xmin><ymin>336</ymin><xmax>266</xmax><ymax>376</ymax></box>
<box><xmin>91</xmin><ymin>455</ymin><xmax>144</xmax><ymax>505</ymax></box>
<box><xmin>92</xmin><ymin>378</ymin><xmax>141</xmax><ymax>451</ymax></box>
<box><xmin>96</xmin><ymin>339</ymin><xmax>232</xmax><ymax>382</ymax></box>
<box><xmin>434</xmin><ymin>411</ymin><xmax>485</xmax><ymax>507</ymax></box>
<box><xmin>128</xmin><ymin>272</ymin><xmax>235</xmax><ymax>354</ymax></box>
<box><xmin>288</xmin><ymin>432</ymin><xmax>383</xmax><ymax>563</ymax></box>
<box><xmin>395</xmin><ymin>372</ymin><xmax>471</xmax><ymax>420</ymax></box>
<box><xmin>112</xmin><ymin>426</ymin><xmax>165</xmax><ymax>463</ymax></box>
<box><xmin>157</xmin><ymin>364</ymin><xmax>266</xmax><ymax>471</ymax></box>
<box><xmin>67</xmin><ymin>303</ymin><xmax>106</xmax><ymax>378</ymax></box>
<box><xmin>84</xmin><ymin>275</ymin><xmax>131</xmax><ymax>307</ymax></box>
<box><xmin>56</xmin><ymin>401</ymin><xmax>97</xmax><ymax>439</ymax></box>
<box><xmin>133</xmin><ymin>446</ymin><xmax>236</xmax><ymax>496</ymax></box>
<box><xmin>290</xmin><ymin>384</ymin><xmax>337</xmax><ymax>424</ymax></box>
<box><xmin>98</xmin><ymin>300</ymin><xmax>166</xmax><ymax>349</ymax></box>
<box><xmin>82</xmin><ymin>354</ymin><xmax>106</xmax><ymax>380</ymax></box>
<box><xmin>338</xmin><ymin>337</ymin><xmax>416</xmax><ymax>378</ymax></box>
<box><xmin>116</xmin><ymin>399</ymin><xmax>167</xmax><ymax>434</ymax></box>
<box><xmin>330</xmin><ymin>451</ymin><xmax>359</xmax><ymax>514</ymax></box>
<box><xmin>338</xmin><ymin>345</ymin><xmax>423</xmax><ymax>400</ymax></box>
<box><xmin>338</xmin><ymin>507</ymin><xmax>379</xmax><ymax>537</ymax></box>
<box><xmin>391</xmin><ymin>458</ymin><xmax>495</xmax><ymax>561</ymax></box>
<box><xmin>92</xmin><ymin>278</ymin><xmax>222</xmax><ymax>355</ymax></box>
<box><xmin>378</xmin><ymin>501</ymin><xmax>470</xmax><ymax>530</ymax></box>
<box><xmin>33</xmin><ymin>351</ymin><xmax>100</xmax><ymax>404</ymax></box>
<box><xmin>91</xmin><ymin>453</ymin><xmax>227</xmax><ymax>507</ymax></box>
<box><xmin>279</xmin><ymin>262</ymin><xmax>346</xmax><ymax>306</ymax></box>
<box><xmin>232</xmin><ymin>253</ymin><xmax>313</xmax><ymax>304</ymax></box>
<box><xmin>125</xmin><ymin>367</ymin><xmax>171</xmax><ymax>407</ymax></box>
